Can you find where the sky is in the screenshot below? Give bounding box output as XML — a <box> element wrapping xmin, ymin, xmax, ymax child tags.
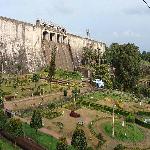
<box><xmin>0</xmin><ymin>0</ymin><xmax>150</xmax><ymax>52</ymax></box>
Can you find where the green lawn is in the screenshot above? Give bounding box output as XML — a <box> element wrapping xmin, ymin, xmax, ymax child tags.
<box><xmin>102</xmin><ymin>121</ymin><xmax>144</xmax><ymax>142</ymax></box>
<box><xmin>23</xmin><ymin>123</ymin><xmax>75</xmax><ymax>150</ymax></box>
<box><xmin>0</xmin><ymin>138</ymin><xmax>20</xmax><ymax>150</ymax></box>
<box><xmin>23</xmin><ymin>123</ymin><xmax>58</xmax><ymax>150</ymax></box>
<box><xmin>80</xmin><ymin>90</ymin><xmax>139</xmax><ymax>103</ymax></box>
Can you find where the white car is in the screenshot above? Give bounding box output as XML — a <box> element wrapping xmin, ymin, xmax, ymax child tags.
<box><xmin>93</xmin><ymin>79</ymin><xmax>104</xmax><ymax>88</ymax></box>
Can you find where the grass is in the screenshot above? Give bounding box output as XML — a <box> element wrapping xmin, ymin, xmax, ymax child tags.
<box><xmin>1</xmin><ymin>78</ymin><xmax>66</xmax><ymax>100</ymax></box>
<box><xmin>23</xmin><ymin>123</ymin><xmax>58</xmax><ymax>150</ymax></box>
<box><xmin>80</xmin><ymin>90</ymin><xmax>139</xmax><ymax>103</ymax></box>
<box><xmin>1</xmin><ymin>70</ymin><xmax>82</xmax><ymax>100</ymax></box>
<box><xmin>0</xmin><ymin>138</ymin><xmax>21</xmax><ymax>150</ymax></box>
<box><xmin>23</xmin><ymin>123</ymin><xmax>75</xmax><ymax>150</ymax></box>
<box><xmin>102</xmin><ymin>121</ymin><xmax>144</xmax><ymax>142</ymax></box>
<box><xmin>55</xmin><ymin>69</ymin><xmax>82</xmax><ymax>80</ymax></box>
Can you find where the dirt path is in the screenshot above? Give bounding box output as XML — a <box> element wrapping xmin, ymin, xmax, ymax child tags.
<box><xmin>4</xmin><ymin>84</ymin><xmax>92</xmax><ymax>110</ymax></box>
<box><xmin>39</xmin><ymin>128</ymin><xmax>71</xmax><ymax>144</ymax></box>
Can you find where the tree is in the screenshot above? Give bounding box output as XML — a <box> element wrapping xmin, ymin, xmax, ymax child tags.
<box><xmin>71</xmin><ymin>129</ymin><xmax>87</xmax><ymax>150</ymax></box>
<box><xmin>48</xmin><ymin>45</ymin><xmax>57</xmax><ymax>90</ymax></box>
<box><xmin>32</xmin><ymin>73</ymin><xmax>40</xmax><ymax>88</ymax></box>
<box><xmin>0</xmin><ymin>89</ymin><xmax>4</xmax><ymax>108</ymax></box>
<box><xmin>0</xmin><ymin>109</ymin><xmax>7</xmax><ymax>129</ymax></box>
<box><xmin>48</xmin><ymin>103</ymin><xmax>56</xmax><ymax>112</ymax></box>
<box><xmin>93</xmin><ymin>64</ymin><xmax>112</xmax><ymax>89</ymax></box>
<box><xmin>81</xmin><ymin>47</ymin><xmax>102</xmax><ymax>66</ymax></box>
<box><xmin>106</xmin><ymin>43</ymin><xmax>141</xmax><ymax>91</ymax></box>
<box><xmin>30</xmin><ymin>109</ymin><xmax>42</xmax><ymax>132</ymax></box>
<box><xmin>5</xmin><ymin>118</ymin><xmax>23</xmax><ymax>138</ymax></box>
<box><xmin>56</xmin><ymin>137</ymin><xmax>68</xmax><ymax>150</ymax></box>
<box><xmin>141</xmin><ymin>51</ymin><xmax>150</xmax><ymax>62</ymax></box>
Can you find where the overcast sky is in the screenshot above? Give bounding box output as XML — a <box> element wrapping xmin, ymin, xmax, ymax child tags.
<box><xmin>0</xmin><ymin>0</ymin><xmax>150</xmax><ymax>52</ymax></box>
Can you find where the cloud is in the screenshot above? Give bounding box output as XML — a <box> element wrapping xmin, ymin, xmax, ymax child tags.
<box><xmin>124</xmin><ymin>6</ymin><xmax>150</xmax><ymax>15</ymax></box>
<box><xmin>113</xmin><ymin>30</ymin><xmax>142</xmax><ymax>38</ymax></box>
<box><xmin>54</xmin><ymin>0</ymin><xmax>75</xmax><ymax>15</ymax></box>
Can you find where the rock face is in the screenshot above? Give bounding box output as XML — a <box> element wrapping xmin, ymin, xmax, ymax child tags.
<box><xmin>0</xmin><ymin>16</ymin><xmax>106</xmax><ymax>73</ymax></box>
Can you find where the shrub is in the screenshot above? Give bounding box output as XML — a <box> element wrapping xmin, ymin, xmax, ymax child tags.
<box><xmin>126</xmin><ymin>114</ymin><xmax>135</xmax><ymax>123</ymax></box>
<box><xmin>56</xmin><ymin>137</ymin><xmax>68</xmax><ymax>150</ymax></box>
<box><xmin>87</xmin><ymin>147</ymin><xmax>94</xmax><ymax>150</ymax></box>
<box><xmin>114</xmin><ymin>144</ymin><xmax>125</xmax><ymax>150</ymax></box>
<box><xmin>63</xmin><ymin>89</ymin><xmax>67</xmax><ymax>97</ymax></box>
<box><xmin>71</xmin><ymin>129</ymin><xmax>87</xmax><ymax>150</ymax></box>
<box><xmin>48</xmin><ymin>103</ymin><xmax>56</xmax><ymax>111</ymax></box>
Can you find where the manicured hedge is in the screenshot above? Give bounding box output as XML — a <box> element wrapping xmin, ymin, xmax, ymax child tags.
<box><xmin>80</xmin><ymin>100</ymin><xmax>150</xmax><ymax>129</ymax></box>
<box><xmin>81</xmin><ymin>100</ymin><xmax>129</xmax><ymax>116</ymax></box>
<box><xmin>0</xmin><ymin>130</ymin><xmax>46</xmax><ymax>150</ymax></box>
<box><xmin>137</xmin><ymin>111</ymin><xmax>150</xmax><ymax>116</ymax></box>
<box><xmin>135</xmin><ymin>118</ymin><xmax>150</xmax><ymax>129</ymax></box>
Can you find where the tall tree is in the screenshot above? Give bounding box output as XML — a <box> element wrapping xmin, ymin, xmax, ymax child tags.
<box><xmin>71</xmin><ymin>128</ymin><xmax>87</xmax><ymax>150</ymax></box>
<box><xmin>30</xmin><ymin>109</ymin><xmax>42</xmax><ymax>132</ymax></box>
<box><xmin>56</xmin><ymin>137</ymin><xmax>68</xmax><ymax>150</ymax></box>
<box><xmin>93</xmin><ymin>64</ymin><xmax>112</xmax><ymax>89</ymax></box>
<box><xmin>0</xmin><ymin>109</ymin><xmax>7</xmax><ymax>129</ymax></box>
<box><xmin>48</xmin><ymin>45</ymin><xmax>57</xmax><ymax>90</ymax></box>
<box><xmin>5</xmin><ymin>118</ymin><xmax>23</xmax><ymax>138</ymax></box>
<box><xmin>32</xmin><ymin>73</ymin><xmax>40</xmax><ymax>88</ymax></box>
<box><xmin>106</xmin><ymin>43</ymin><xmax>141</xmax><ymax>91</ymax></box>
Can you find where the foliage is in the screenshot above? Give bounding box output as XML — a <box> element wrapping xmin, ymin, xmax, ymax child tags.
<box><xmin>63</xmin><ymin>89</ymin><xmax>67</xmax><ymax>97</ymax></box>
<box><xmin>56</xmin><ymin>137</ymin><xmax>68</xmax><ymax>150</ymax></box>
<box><xmin>55</xmin><ymin>69</ymin><xmax>82</xmax><ymax>80</ymax></box>
<box><xmin>5</xmin><ymin>118</ymin><xmax>24</xmax><ymax>138</ymax></box>
<box><xmin>106</xmin><ymin>43</ymin><xmax>141</xmax><ymax>91</ymax></box>
<box><xmin>102</xmin><ymin>121</ymin><xmax>144</xmax><ymax>142</ymax></box>
<box><xmin>48</xmin><ymin>45</ymin><xmax>57</xmax><ymax>83</ymax></box>
<box><xmin>93</xmin><ymin>64</ymin><xmax>112</xmax><ymax>88</ymax></box>
<box><xmin>23</xmin><ymin>123</ymin><xmax>58</xmax><ymax>150</ymax></box>
<box><xmin>141</xmin><ymin>51</ymin><xmax>150</xmax><ymax>62</ymax></box>
<box><xmin>72</xmin><ymin>87</ymin><xmax>80</xmax><ymax>101</ymax></box>
<box><xmin>71</xmin><ymin>128</ymin><xmax>87</xmax><ymax>150</ymax></box>
<box><xmin>30</xmin><ymin>109</ymin><xmax>42</xmax><ymax>132</ymax></box>
<box><xmin>114</xmin><ymin>144</ymin><xmax>125</xmax><ymax>150</ymax></box>
<box><xmin>140</xmin><ymin>60</ymin><xmax>150</xmax><ymax>77</ymax></box>
<box><xmin>135</xmin><ymin>118</ymin><xmax>150</xmax><ymax>129</ymax></box>
<box><xmin>0</xmin><ymin>89</ymin><xmax>4</xmax><ymax>98</ymax></box>
<box><xmin>48</xmin><ymin>103</ymin><xmax>56</xmax><ymax>111</ymax></box>
<box><xmin>0</xmin><ymin>138</ymin><xmax>20</xmax><ymax>150</ymax></box>
<box><xmin>86</xmin><ymin>147</ymin><xmax>94</xmax><ymax>150</ymax></box>
<box><xmin>32</xmin><ymin>73</ymin><xmax>40</xmax><ymax>88</ymax></box>
<box><xmin>126</xmin><ymin>114</ymin><xmax>135</xmax><ymax>123</ymax></box>
<box><xmin>81</xmin><ymin>47</ymin><xmax>103</xmax><ymax>66</ymax></box>
<box><xmin>0</xmin><ymin>109</ymin><xmax>7</xmax><ymax>129</ymax></box>
<box><xmin>96</xmin><ymin>133</ymin><xmax>106</xmax><ymax>148</ymax></box>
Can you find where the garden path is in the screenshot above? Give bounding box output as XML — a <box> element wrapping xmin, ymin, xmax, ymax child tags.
<box><xmin>4</xmin><ymin>82</ymin><xmax>92</xmax><ymax>110</ymax></box>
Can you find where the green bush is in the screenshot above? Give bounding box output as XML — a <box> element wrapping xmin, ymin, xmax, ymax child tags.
<box><xmin>114</xmin><ymin>144</ymin><xmax>125</xmax><ymax>150</ymax></box>
<box><xmin>126</xmin><ymin>114</ymin><xmax>135</xmax><ymax>123</ymax></box>
<box><xmin>135</xmin><ymin>118</ymin><xmax>150</xmax><ymax>129</ymax></box>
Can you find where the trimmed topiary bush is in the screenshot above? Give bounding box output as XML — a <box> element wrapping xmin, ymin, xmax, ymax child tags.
<box><xmin>114</xmin><ymin>144</ymin><xmax>125</xmax><ymax>150</ymax></box>
<box><xmin>126</xmin><ymin>114</ymin><xmax>135</xmax><ymax>123</ymax></box>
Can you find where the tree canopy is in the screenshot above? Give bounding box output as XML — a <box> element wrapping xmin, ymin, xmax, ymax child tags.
<box><xmin>71</xmin><ymin>128</ymin><xmax>87</xmax><ymax>150</ymax></box>
<box><xmin>5</xmin><ymin>118</ymin><xmax>23</xmax><ymax>138</ymax></box>
<box><xmin>105</xmin><ymin>43</ymin><xmax>141</xmax><ymax>91</ymax></box>
<box><xmin>30</xmin><ymin>109</ymin><xmax>43</xmax><ymax>132</ymax></box>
